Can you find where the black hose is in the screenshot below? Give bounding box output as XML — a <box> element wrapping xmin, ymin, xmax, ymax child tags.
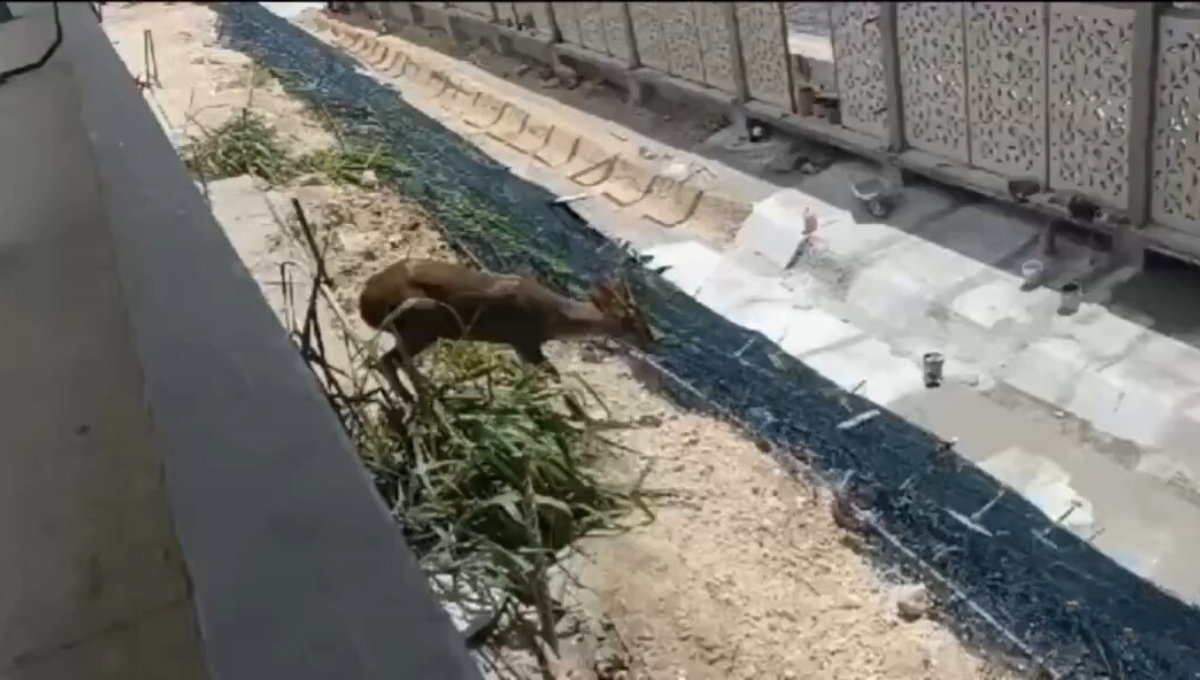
<box><xmin>0</xmin><ymin>2</ymin><xmax>63</xmax><ymax>88</ymax></box>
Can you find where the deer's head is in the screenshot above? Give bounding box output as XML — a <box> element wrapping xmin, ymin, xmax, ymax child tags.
<box><xmin>590</xmin><ymin>276</ymin><xmax>654</xmax><ymax>350</ymax></box>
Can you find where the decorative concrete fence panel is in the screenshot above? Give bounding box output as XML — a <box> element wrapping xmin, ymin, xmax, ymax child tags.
<box><xmin>549</xmin><ymin>3</ymin><xmax>634</xmax><ymax>63</ymax></box>
<box><xmin>601</xmin><ymin>3</ymin><xmax>635</xmax><ymax>63</ymax></box>
<box><xmin>1152</xmin><ymin>13</ymin><xmax>1200</xmax><ymax>234</ymax></box>
<box><xmin>628</xmin><ymin>2</ymin><xmax>669</xmax><ymax>72</ymax></box>
<box><xmin>695</xmin><ymin>3</ymin><xmax>738</xmax><ymax>94</ymax></box>
<box><xmin>965</xmin><ymin>2</ymin><xmax>1049</xmax><ymax>182</ymax></box>
<box><xmin>735</xmin><ymin>2</ymin><xmax>793</xmax><ymax>110</ymax></box>
<box><xmin>552</xmin><ymin>2</ymin><xmax>582</xmax><ymax>46</ymax></box>
<box><xmin>510</xmin><ymin>2</ymin><xmax>553</xmax><ymax>36</ymax></box>
<box><xmin>659</xmin><ymin>3</ymin><xmax>705</xmax><ymax>83</ymax></box>
<box><xmin>897</xmin><ymin>2</ymin><xmax>969</xmax><ymax>163</ymax></box>
<box><xmin>1048</xmin><ymin>2</ymin><xmax>1135</xmax><ymax>210</ymax></box>
<box><xmin>575</xmin><ymin>2</ymin><xmax>609</xmax><ymax>54</ymax></box>
<box><xmin>620</xmin><ymin>4</ymin><xmax>741</xmax><ymax>95</ymax></box>
<box><xmin>830</xmin><ymin>2</ymin><xmax>887</xmax><ymax>139</ymax></box>
<box><xmin>379</xmin><ymin>1</ymin><xmax>1192</xmax><ymax>235</ymax></box>
<box><xmin>494</xmin><ymin>1</ymin><xmax>516</xmax><ymax>26</ymax></box>
<box><xmin>448</xmin><ymin>1</ymin><xmax>493</xmax><ymax>19</ymax></box>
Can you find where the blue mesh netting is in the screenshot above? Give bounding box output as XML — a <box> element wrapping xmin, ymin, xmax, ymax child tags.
<box><xmin>213</xmin><ymin>5</ymin><xmax>1200</xmax><ymax>677</ymax></box>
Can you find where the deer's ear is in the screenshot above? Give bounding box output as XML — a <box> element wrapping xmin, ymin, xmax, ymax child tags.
<box><xmin>617</xmin><ymin>278</ymin><xmax>637</xmax><ymax>306</ymax></box>
<box><xmin>590</xmin><ymin>279</ymin><xmax>616</xmax><ymax>310</ymax></box>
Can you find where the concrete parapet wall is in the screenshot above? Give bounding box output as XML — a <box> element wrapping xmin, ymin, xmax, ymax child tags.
<box><xmin>45</xmin><ymin>3</ymin><xmax>481</xmax><ymax>679</ymax></box>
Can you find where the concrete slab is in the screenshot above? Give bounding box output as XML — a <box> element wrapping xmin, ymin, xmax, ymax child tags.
<box><xmin>1001</xmin><ymin>336</ymin><xmax>1092</xmax><ymax>408</ymax></box>
<box><xmin>774</xmin><ymin>183</ymin><xmax>1200</xmax><ymax>511</ymax></box>
<box><xmin>947</xmin><ymin>275</ymin><xmax>1056</xmax><ymax>330</ymax></box>
<box><xmin>978</xmin><ymin>447</ymin><xmax>1095</xmax><ymax>532</ymax></box>
<box><xmin>917</xmin><ymin>204</ymin><xmax>1038</xmax><ymax>268</ymax></box>
<box><xmin>693</xmin><ymin>259</ymin><xmax>776</xmax><ymax>313</ymax></box>
<box><xmin>733</xmin><ymin>189</ymin><xmax>835</xmax><ymax>270</ymax></box>
<box><xmin>887</xmin><ymin>382</ymin><xmax>1200</xmax><ymax>603</ymax></box>
<box><xmin>948</xmin><ymin>276</ymin><xmax>1043</xmax><ymax>329</ymax></box>
<box><xmin>719</xmin><ymin>292</ymin><xmax>808</xmax><ymax>346</ymax></box>
<box><xmin>848</xmin><ymin>243</ymin><xmax>991</xmax><ymax>325</ymax></box>
<box><xmin>779</xmin><ymin>308</ymin><xmax>863</xmax><ymax>357</ymax></box>
<box><xmin>801</xmin><ymin>213</ymin><xmax>914</xmax><ymax>265</ymax></box>
<box><xmin>1064</xmin><ymin>309</ymin><xmax>1148</xmax><ymax>360</ymax></box>
<box><xmin>804</xmin><ymin>336</ymin><xmax>926</xmax><ymax>406</ymax></box>
<box><xmin>1091</xmin><ymin>338</ymin><xmax>1200</xmax><ymax>448</ymax></box>
<box><xmin>641</xmin><ymin>240</ymin><xmax>725</xmax><ymax>297</ymax></box>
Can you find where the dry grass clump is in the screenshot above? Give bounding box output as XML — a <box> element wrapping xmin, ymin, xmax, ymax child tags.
<box><xmin>182</xmin><ymin>109</ymin><xmax>412</xmax><ymax>186</ymax></box>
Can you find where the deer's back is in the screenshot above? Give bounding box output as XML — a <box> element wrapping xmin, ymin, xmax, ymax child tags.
<box><xmin>359</xmin><ymin>260</ymin><xmax>570</xmax><ymax>344</ymax></box>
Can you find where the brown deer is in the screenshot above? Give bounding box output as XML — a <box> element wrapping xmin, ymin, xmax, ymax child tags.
<box><xmin>358</xmin><ymin>259</ymin><xmax>654</xmax><ymax>392</ymax></box>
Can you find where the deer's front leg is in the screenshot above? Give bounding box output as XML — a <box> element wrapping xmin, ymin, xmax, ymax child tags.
<box><xmin>515</xmin><ymin>343</ymin><xmax>588</xmax><ymax>419</ymax></box>
<box><xmin>378</xmin><ymin>348</ymin><xmax>417</xmax><ymax>406</ymax></box>
<box><xmin>514</xmin><ymin>342</ymin><xmax>555</xmax><ymax>375</ymax></box>
<box><xmin>378</xmin><ymin>320</ymin><xmax>438</xmax><ymax>407</ymax></box>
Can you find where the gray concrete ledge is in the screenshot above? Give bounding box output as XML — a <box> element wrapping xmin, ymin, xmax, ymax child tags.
<box><xmin>631</xmin><ymin>65</ymin><xmax>739</xmax><ymax>112</ymax></box>
<box><xmin>43</xmin><ymin>3</ymin><xmax>481</xmax><ymax>679</ymax></box>
<box><xmin>554</xmin><ymin>40</ymin><xmax>629</xmax><ymax>72</ymax></box>
<box><xmin>497</xmin><ymin>24</ymin><xmax>555</xmax><ymax>62</ymax></box>
<box><xmin>742</xmin><ymin>98</ymin><xmax>890</xmax><ymax>160</ymax></box>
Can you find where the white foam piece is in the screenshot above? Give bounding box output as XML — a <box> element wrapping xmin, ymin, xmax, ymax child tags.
<box><xmin>802</xmin><ymin>336</ymin><xmax>925</xmax><ymax>406</ymax></box>
<box><xmin>779</xmin><ymin>308</ymin><xmax>862</xmax><ymax>357</ymax></box>
<box><xmin>949</xmin><ymin>277</ymin><xmax>1044</xmax><ymax>329</ymax></box>
<box><xmin>734</xmin><ymin>189</ymin><xmax>852</xmax><ymax>270</ymax></box>
<box><xmin>979</xmin><ymin>447</ymin><xmax>1095</xmax><ymax>531</ymax></box>
<box><xmin>260</xmin><ymin>2</ymin><xmax>325</xmax><ymax>19</ymax></box>
<box><xmin>725</xmin><ymin>299</ymin><xmax>807</xmax><ymax>346</ymax></box>
<box><xmin>642</xmin><ymin>240</ymin><xmax>725</xmax><ymax>297</ymax></box>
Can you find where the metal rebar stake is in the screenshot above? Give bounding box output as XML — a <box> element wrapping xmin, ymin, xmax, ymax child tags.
<box><xmin>143</xmin><ymin>28</ymin><xmax>161</xmax><ymax>89</ymax></box>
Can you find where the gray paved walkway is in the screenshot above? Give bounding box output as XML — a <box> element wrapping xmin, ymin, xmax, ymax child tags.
<box><xmin>0</xmin><ymin>5</ymin><xmax>207</xmax><ymax>678</ymax></box>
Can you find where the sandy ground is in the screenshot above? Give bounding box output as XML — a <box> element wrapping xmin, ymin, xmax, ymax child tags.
<box><xmin>103</xmin><ymin>4</ymin><xmax>1020</xmax><ymax>679</ymax></box>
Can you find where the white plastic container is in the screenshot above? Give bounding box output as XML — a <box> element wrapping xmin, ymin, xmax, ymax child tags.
<box><xmin>1059</xmin><ymin>281</ymin><xmax>1083</xmax><ymax>315</ymax></box>
<box><xmin>923</xmin><ymin>352</ymin><xmax>945</xmax><ymax>387</ymax></box>
<box><xmin>1021</xmin><ymin>259</ymin><xmax>1045</xmax><ymax>287</ymax></box>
